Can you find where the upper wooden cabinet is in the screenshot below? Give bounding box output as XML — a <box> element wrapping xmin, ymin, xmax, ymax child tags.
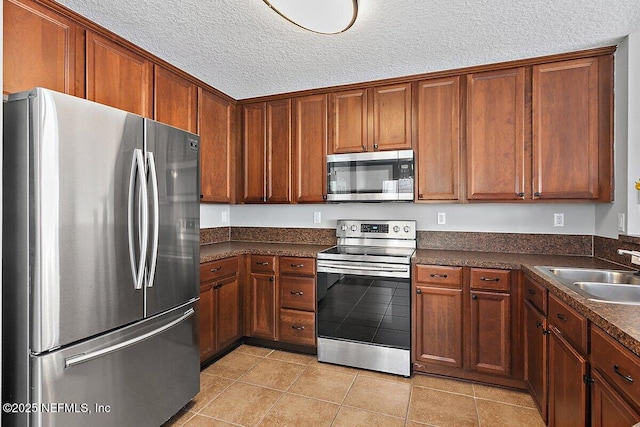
<box><xmin>4</xmin><ymin>0</ymin><xmax>83</xmax><ymax>96</ymax></box>
<box><xmin>154</xmin><ymin>66</ymin><xmax>197</xmax><ymax>133</ymax></box>
<box><xmin>199</xmin><ymin>88</ymin><xmax>235</xmax><ymax>203</ymax></box>
<box><xmin>533</xmin><ymin>56</ymin><xmax>612</xmax><ymax>201</ymax></box>
<box><xmin>415</xmin><ymin>76</ymin><xmax>461</xmax><ymax>201</ymax></box>
<box><xmin>241</xmin><ymin>100</ymin><xmax>291</xmax><ymax>203</ymax></box>
<box><xmin>466</xmin><ymin>67</ymin><xmax>526</xmax><ymax>201</ymax></box>
<box><xmin>329</xmin><ymin>83</ymin><xmax>412</xmax><ymax>154</ymax></box>
<box><xmin>293</xmin><ymin>94</ymin><xmax>328</xmax><ymax>203</ymax></box>
<box><xmin>86</xmin><ymin>31</ymin><xmax>153</xmax><ymax>117</ymax></box>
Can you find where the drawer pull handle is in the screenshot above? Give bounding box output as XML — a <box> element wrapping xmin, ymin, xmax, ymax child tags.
<box><xmin>480</xmin><ymin>277</ymin><xmax>500</xmax><ymax>282</ymax></box>
<box><xmin>528</xmin><ymin>289</ymin><xmax>536</xmax><ymax>295</ymax></box>
<box><xmin>210</xmin><ymin>267</ymin><xmax>222</xmax><ymax>273</ymax></box>
<box><xmin>290</xmin><ymin>291</ymin><xmax>304</xmax><ymax>296</ymax></box>
<box><xmin>292</xmin><ymin>325</ymin><xmax>305</xmax><ymax>330</ymax></box>
<box><xmin>536</xmin><ymin>321</ymin><xmax>543</xmax><ymax>328</ymax></box>
<box><xmin>430</xmin><ymin>274</ymin><xmax>448</xmax><ymax>278</ymax></box>
<box><xmin>556</xmin><ymin>313</ymin><xmax>568</xmax><ymax>322</ymax></box>
<box><xmin>256</xmin><ymin>261</ymin><xmax>270</xmax><ymax>266</ymax></box>
<box><xmin>614</xmin><ymin>365</ymin><xmax>634</xmax><ymax>383</ymax></box>
<box><xmin>290</xmin><ymin>264</ymin><xmax>305</xmax><ymax>268</ymax></box>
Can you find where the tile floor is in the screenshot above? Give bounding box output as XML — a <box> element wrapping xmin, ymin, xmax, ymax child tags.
<box><xmin>163</xmin><ymin>345</ymin><xmax>545</xmax><ymax>427</ymax></box>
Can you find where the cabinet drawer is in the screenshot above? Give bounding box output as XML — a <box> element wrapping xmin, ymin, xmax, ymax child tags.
<box><xmin>591</xmin><ymin>326</ymin><xmax>640</xmax><ymax>407</ymax></box>
<box><xmin>280</xmin><ymin>276</ymin><xmax>316</xmax><ymax>311</ymax></box>
<box><xmin>414</xmin><ymin>265</ymin><xmax>462</xmax><ymax>287</ymax></box>
<box><xmin>251</xmin><ymin>255</ymin><xmax>276</xmax><ymax>274</ymax></box>
<box><xmin>470</xmin><ymin>268</ymin><xmax>511</xmax><ymax>292</ymax></box>
<box><xmin>279</xmin><ymin>309</ymin><xmax>315</xmax><ymax>346</ymax></box>
<box><xmin>524</xmin><ymin>275</ymin><xmax>548</xmax><ymax>314</ymax></box>
<box><xmin>280</xmin><ymin>257</ymin><xmax>316</xmax><ymax>277</ymax></box>
<box><xmin>548</xmin><ymin>293</ymin><xmax>588</xmax><ymax>354</ymax></box>
<box><xmin>200</xmin><ymin>257</ymin><xmax>238</xmax><ymax>283</ymax></box>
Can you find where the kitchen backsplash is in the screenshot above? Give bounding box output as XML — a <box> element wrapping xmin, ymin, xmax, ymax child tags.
<box><xmin>594</xmin><ymin>234</ymin><xmax>640</xmax><ymax>269</ymax></box>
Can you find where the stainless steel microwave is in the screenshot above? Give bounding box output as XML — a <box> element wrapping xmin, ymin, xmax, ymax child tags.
<box><xmin>326</xmin><ymin>150</ymin><xmax>414</xmax><ymax>202</ymax></box>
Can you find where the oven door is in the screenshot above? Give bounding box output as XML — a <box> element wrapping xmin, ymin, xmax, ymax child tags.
<box><xmin>316</xmin><ymin>266</ymin><xmax>411</xmax><ymax>375</ymax></box>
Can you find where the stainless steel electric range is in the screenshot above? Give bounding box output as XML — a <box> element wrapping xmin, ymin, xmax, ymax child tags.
<box><xmin>316</xmin><ymin>220</ymin><xmax>416</xmax><ymax>376</ymax></box>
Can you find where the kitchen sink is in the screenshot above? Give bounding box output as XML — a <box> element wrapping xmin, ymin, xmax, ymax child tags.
<box><xmin>535</xmin><ymin>266</ymin><xmax>640</xmax><ymax>305</ymax></box>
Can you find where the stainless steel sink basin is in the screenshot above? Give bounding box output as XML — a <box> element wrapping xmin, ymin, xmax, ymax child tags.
<box><xmin>535</xmin><ymin>266</ymin><xmax>640</xmax><ymax>305</ymax></box>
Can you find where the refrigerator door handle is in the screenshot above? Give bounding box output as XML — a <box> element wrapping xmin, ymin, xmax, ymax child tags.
<box><xmin>127</xmin><ymin>148</ymin><xmax>149</xmax><ymax>290</ymax></box>
<box><xmin>146</xmin><ymin>151</ymin><xmax>160</xmax><ymax>288</ymax></box>
<box><xmin>64</xmin><ymin>308</ymin><xmax>195</xmax><ymax>368</ymax></box>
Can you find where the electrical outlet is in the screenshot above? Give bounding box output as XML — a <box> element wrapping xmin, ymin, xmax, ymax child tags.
<box><xmin>313</xmin><ymin>211</ymin><xmax>322</xmax><ymax>224</ymax></box>
<box><xmin>437</xmin><ymin>212</ymin><xmax>446</xmax><ymax>225</ymax></box>
<box><xmin>618</xmin><ymin>213</ymin><xmax>626</xmax><ymax>232</ymax></box>
<box><xmin>554</xmin><ymin>213</ymin><xmax>564</xmax><ymax>227</ymax></box>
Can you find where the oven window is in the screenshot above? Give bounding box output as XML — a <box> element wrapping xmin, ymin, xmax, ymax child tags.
<box><xmin>327</xmin><ymin>160</ymin><xmax>397</xmax><ymax>194</ymax></box>
<box><xmin>317</xmin><ymin>275</ymin><xmax>410</xmax><ymax>349</ymax></box>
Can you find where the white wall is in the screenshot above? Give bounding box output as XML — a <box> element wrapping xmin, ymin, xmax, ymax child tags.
<box><xmin>200</xmin><ymin>203</ymin><xmax>230</xmax><ymax>228</ymax></box>
<box><xmin>228</xmin><ymin>203</ymin><xmax>596</xmax><ymax>234</ymax></box>
<box><xmin>626</xmin><ymin>33</ymin><xmax>640</xmax><ymax>236</ymax></box>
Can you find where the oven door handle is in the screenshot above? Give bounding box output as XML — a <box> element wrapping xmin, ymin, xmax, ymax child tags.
<box><xmin>317</xmin><ymin>262</ymin><xmax>409</xmax><ymax>273</ymax></box>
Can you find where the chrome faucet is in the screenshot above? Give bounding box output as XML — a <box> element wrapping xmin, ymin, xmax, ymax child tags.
<box><xmin>618</xmin><ymin>249</ymin><xmax>640</xmax><ymax>276</ymax></box>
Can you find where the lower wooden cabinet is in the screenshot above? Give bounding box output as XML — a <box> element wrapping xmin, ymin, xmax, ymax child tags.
<box><xmin>249</xmin><ymin>272</ymin><xmax>277</xmax><ymax>340</ymax></box>
<box><xmin>524</xmin><ymin>300</ymin><xmax>548</xmax><ymax>423</ymax></box>
<box><xmin>591</xmin><ymin>369</ymin><xmax>640</xmax><ymax>427</ymax></box>
<box><xmin>470</xmin><ymin>290</ymin><xmax>511</xmax><ymax>376</ymax></box>
<box><xmin>279</xmin><ymin>308</ymin><xmax>315</xmax><ymax>346</ymax></box>
<box><xmin>199</xmin><ymin>257</ymin><xmax>243</xmax><ymax>363</ymax></box>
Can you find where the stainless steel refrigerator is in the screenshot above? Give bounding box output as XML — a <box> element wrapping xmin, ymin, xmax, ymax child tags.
<box><xmin>2</xmin><ymin>88</ymin><xmax>201</xmax><ymax>426</ymax></box>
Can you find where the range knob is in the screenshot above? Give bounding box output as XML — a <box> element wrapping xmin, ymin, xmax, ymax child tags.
<box><xmin>351</xmin><ymin>225</ymin><xmax>358</xmax><ymax>232</ymax></box>
<box><xmin>404</xmin><ymin>225</ymin><xmax>411</xmax><ymax>233</ymax></box>
<box><xmin>393</xmin><ymin>226</ymin><xmax>400</xmax><ymax>233</ymax></box>
<box><xmin>341</xmin><ymin>224</ymin><xmax>348</xmax><ymax>231</ymax></box>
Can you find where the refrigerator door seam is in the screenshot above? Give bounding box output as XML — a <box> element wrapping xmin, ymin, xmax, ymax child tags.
<box><xmin>63</xmin><ymin>307</ymin><xmax>195</xmax><ymax>368</ymax></box>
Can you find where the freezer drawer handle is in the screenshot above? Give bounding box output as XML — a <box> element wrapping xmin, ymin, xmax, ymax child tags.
<box><xmin>64</xmin><ymin>308</ymin><xmax>195</xmax><ymax>369</ymax></box>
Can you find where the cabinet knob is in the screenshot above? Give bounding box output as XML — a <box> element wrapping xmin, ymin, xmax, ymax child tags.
<box><xmin>322</xmin><ymin>195</ymin><xmax>327</xmax><ymax>200</ymax></box>
<box><xmin>517</xmin><ymin>192</ymin><xmax>525</xmax><ymax>198</ymax></box>
<box><xmin>543</xmin><ymin>329</ymin><xmax>552</xmax><ymax>336</ymax></box>
<box><xmin>536</xmin><ymin>321</ymin><xmax>543</xmax><ymax>328</ymax></box>
<box><xmin>416</xmin><ymin>289</ymin><xmax>422</xmax><ymax>294</ymax></box>
<box><xmin>200</xmin><ymin>194</ymin><xmax>204</xmax><ymax>199</ymax></box>
<box><xmin>269</xmin><ymin>277</ymin><xmax>275</xmax><ymax>282</ymax></box>
<box><xmin>471</xmin><ymin>294</ymin><xmax>478</xmax><ymax>300</ymax></box>
<box><xmin>373</xmin><ymin>143</ymin><xmax>379</xmax><ymax>150</ymax></box>
<box><xmin>534</xmin><ymin>192</ymin><xmax>541</xmax><ymax>197</ymax></box>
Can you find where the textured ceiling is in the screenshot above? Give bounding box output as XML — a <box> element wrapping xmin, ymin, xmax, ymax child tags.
<box><xmin>56</xmin><ymin>0</ymin><xmax>640</xmax><ymax>100</ymax></box>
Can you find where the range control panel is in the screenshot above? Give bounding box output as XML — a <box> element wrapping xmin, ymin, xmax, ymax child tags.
<box><xmin>336</xmin><ymin>220</ymin><xmax>416</xmax><ymax>240</ymax></box>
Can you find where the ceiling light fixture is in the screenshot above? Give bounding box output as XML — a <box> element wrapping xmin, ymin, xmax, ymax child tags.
<box><xmin>263</xmin><ymin>0</ymin><xmax>358</xmax><ymax>34</ymax></box>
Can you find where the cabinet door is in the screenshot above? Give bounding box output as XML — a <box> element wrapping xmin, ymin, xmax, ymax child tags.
<box><xmin>524</xmin><ymin>301</ymin><xmax>548</xmax><ymax>423</ymax></box>
<box><xmin>199</xmin><ymin>88</ymin><xmax>234</xmax><ymax>203</ymax></box>
<box><xmin>415</xmin><ymin>76</ymin><xmax>460</xmax><ymax>201</ymax></box>
<box><xmin>154</xmin><ymin>66</ymin><xmax>197</xmax><ymax>133</ymax></box>
<box><xmin>467</xmin><ymin>68</ymin><xmax>526</xmax><ymax>200</ymax></box>
<box><xmin>250</xmin><ymin>273</ymin><xmax>277</xmax><ymax>340</ymax></box>
<box><xmin>215</xmin><ymin>275</ymin><xmax>242</xmax><ymax>350</ymax></box>
<box><xmin>4</xmin><ymin>0</ymin><xmax>82</xmax><ymax>96</ymax></box>
<box><xmin>199</xmin><ymin>283</ymin><xmax>215</xmax><ymax>362</ymax></box>
<box><xmin>329</xmin><ymin>89</ymin><xmax>369</xmax><ymax>154</ymax></box>
<box><xmin>242</xmin><ymin>102</ymin><xmax>267</xmax><ymax>203</ymax></box>
<box><xmin>266</xmin><ymin>99</ymin><xmax>292</xmax><ymax>203</ymax></box>
<box><xmin>591</xmin><ymin>369</ymin><xmax>640</xmax><ymax>427</ymax></box>
<box><xmin>533</xmin><ymin>58</ymin><xmax>600</xmax><ymax>200</ymax></box>
<box><xmin>293</xmin><ymin>94</ymin><xmax>328</xmax><ymax>203</ymax></box>
<box><xmin>413</xmin><ymin>285</ymin><xmax>463</xmax><ymax>368</ymax></box>
<box><xmin>86</xmin><ymin>32</ymin><xmax>153</xmax><ymax>117</ymax></box>
<box><xmin>372</xmin><ymin>83</ymin><xmax>412</xmax><ymax>151</ymax></box>
<box><xmin>469</xmin><ymin>290</ymin><xmax>511</xmax><ymax>376</ymax></box>
<box><xmin>548</xmin><ymin>326</ymin><xmax>588</xmax><ymax>427</ymax></box>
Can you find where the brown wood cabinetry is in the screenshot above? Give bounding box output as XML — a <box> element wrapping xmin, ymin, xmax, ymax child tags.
<box><xmin>524</xmin><ymin>299</ymin><xmax>548</xmax><ymax>423</ymax></box>
<box><xmin>278</xmin><ymin>257</ymin><xmax>316</xmax><ymax>346</ymax></box>
<box><xmin>293</xmin><ymin>94</ymin><xmax>328</xmax><ymax>203</ymax></box>
<box><xmin>241</xmin><ymin>100</ymin><xmax>291</xmax><ymax>203</ymax></box>
<box><xmin>466</xmin><ymin>67</ymin><xmax>526</xmax><ymax>200</ymax></box>
<box><xmin>86</xmin><ymin>31</ymin><xmax>153</xmax><ymax>117</ymax></box>
<box><xmin>328</xmin><ymin>83</ymin><xmax>412</xmax><ymax>154</ymax></box>
<box><xmin>249</xmin><ymin>255</ymin><xmax>278</xmax><ymax>340</ymax></box>
<box><xmin>413</xmin><ymin>265</ymin><xmax>464</xmax><ymax>368</ymax></box>
<box><xmin>154</xmin><ymin>66</ymin><xmax>197</xmax><ymax>132</ymax></box>
<box><xmin>199</xmin><ymin>257</ymin><xmax>242</xmax><ymax>363</ymax></box>
<box><xmin>591</xmin><ymin>369</ymin><xmax>640</xmax><ymax>427</ymax></box>
<box><xmin>533</xmin><ymin>56</ymin><xmax>613</xmax><ymax>201</ymax></box>
<box><xmin>415</xmin><ymin>76</ymin><xmax>461</xmax><ymax>201</ymax></box>
<box><xmin>4</xmin><ymin>0</ymin><xmax>83</xmax><ymax>96</ymax></box>
<box><xmin>199</xmin><ymin>88</ymin><xmax>235</xmax><ymax>203</ymax></box>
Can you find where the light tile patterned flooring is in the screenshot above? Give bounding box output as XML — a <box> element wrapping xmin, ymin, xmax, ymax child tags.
<box><xmin>164</xmin><ymin>345</ymin><xmax>545</xmax><ymax>427</ymax></box>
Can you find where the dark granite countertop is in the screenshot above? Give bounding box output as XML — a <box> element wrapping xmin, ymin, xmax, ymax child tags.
<box><xmin>413</xmin><ymin>249</ymin><xmax>640</xmax><ymax>357</ymax></box>
<box><xmin>200</xmin><ymin>241</ymin><xmax>332</xmax><ymax>263</ymax></box>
